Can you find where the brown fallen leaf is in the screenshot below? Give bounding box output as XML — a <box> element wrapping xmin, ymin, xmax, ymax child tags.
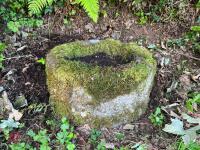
<box><xmin>161</xmin><ymin>41</ymin><xmax>167</xmax><ymax>50</ymax></box>
<box><xmin>76</xmin><ymin>124</ymin><xmax>91</xmax><ymax>138</ymax></box>
<box><xmin>179</xmin><ymin>74</ymin><xmax>191</xmax><ymax>87</ymax></box>
<box><xmin>191</xmin><ymin>73</ymin><xmax>200</xmax><ymax>82</ymax></box>
<box><xmin>105</xmin><ymin>143</ymin><xmax>115</xmax><ymax>149</ymax></box>
<box><xmin>123</xmin><ymin>124</ymin><xmax>135</xmax><ymax>130</ymax></box>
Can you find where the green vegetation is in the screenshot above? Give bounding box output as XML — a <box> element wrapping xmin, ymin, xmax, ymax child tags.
<box><xmin>187</xmin><ymin>26</ymin><xmax>200</xmax><ymax>53</ymax></box>
<box><xmin>37</xmin><ymin>57</ymin><xmax>46</xmax><ymax>65</ymax></box>
<box><xmin>29</xmin><ymin>0</ymin><xmax>99</xmax><ymax>22</ymax></box>
<box><xmin>1</xmin><ymin>117</ymin><xmax>76</xmax><ymax>150</ymax></box>
<box><xmin>27</xmin><ymin>129</ymin><xmax>51</xmax><ymax>150</ymax></box>
<box><xmin>0</xmin><ymin>0</ymin><xmax>199</xmax><ymax>149</ymax></box>
<box><xmin>0</xmin><ymin>42</ymin><xmax>6</xmax><ymax>69</ymax></box>
<box><xmin>48</xmin><ymin>39</ymin><xmax>155</xmax><ymax>103</ymax></box>
<box><xmin>149</xmin><ymin>107</ymin><xmax>165</xmax><ymax>126</ymax></box>
<box><xmin>176</xmin><ymin>140</ymin><xmax>200</xmax><ymax>150</ymax></box>
<box><xmin>186</xmin><ymin>92</ymin><xmax>200</xmax><ymax>112</ymax></box>
<box><xmin>0</xmin><ymin>119</ymin><xmax>21</xmax><ymax>140</ymax></box>
<box><xmin>46</xmin><ymin>39</ymin><xmax>156</xmax><ymax>127</ymax></box>
<box><xmin>0</xmin><ymin>0</ymin><xmax>43</xmax><ymax>32</ymax></box>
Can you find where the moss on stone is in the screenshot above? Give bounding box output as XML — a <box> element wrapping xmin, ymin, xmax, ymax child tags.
<box><xmin>47</xmin><ymin>39</ymin><xmax>155</xmax><ymax>104</ymax></box>
<box><xmin>46</xmin><ymin>39</ymin><xmax>157</xmax><ymax>127</ymax></box>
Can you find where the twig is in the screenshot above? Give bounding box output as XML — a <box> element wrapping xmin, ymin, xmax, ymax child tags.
<box><xmin>16</xmin><ymin>45</ymin><xmax>28</xmax><ymax>52</ymax></box>
<box><xmin>5</xmin><ymin>54</ymin><xmax>34</xmax><ymax>60</ymax></box>
<box><xmin>175</xmin><ymin>52</ymin><xmax>200</xmax><ymax>61</ymax></box>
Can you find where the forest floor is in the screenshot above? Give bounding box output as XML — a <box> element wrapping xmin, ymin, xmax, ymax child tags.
<box><xmin>0</xmin><ymin>2</ymin><xmax>200</xmax><ymax>150</ymax></box>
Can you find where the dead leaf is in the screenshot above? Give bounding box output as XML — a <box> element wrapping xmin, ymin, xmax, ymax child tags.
<box><xmin>105</xmin><ymin>143</ymin><xmax>115</xmax><ymax>149</ymax></box>
<box><xmin>123</xmin><ymin>124</ymin><xmax>134</xmax><ymax>130</ymax></box>
<box><xmin>161</xmin><ymin>103</ymin><xmax>180</xmax><ymax>117</ymax></box>
<box><xmin>76</xmin><ymin>124</ymin><xmax>91</xmax><ymax>138</ymax></box>
<box><xmin>9</xmin><ymin>109</ymin><xmax>23</xmax><ymax>121</ymax></box>
<box><xmin>169</xmin><ymin>110</ymin><xmax>181</xmax><ymax>119</ymax></box>
<box><xmin>179</xmin><ymin>74</ymin><xmax>191</xmax><ymax>87</ymax></box>
<box><xmin>191</xmin><ymin>73</ymin><xmax>200</xmax><ymax>82</ymax></box>
<box><xmin>1</xmin><ymin>91</ymin><xmax>23</xmax><ymax>121</ymax></box>
<box><xmin>161</xmin><ymin>41</ymin><xmax>167</xmax><ymax>50</ymax></box>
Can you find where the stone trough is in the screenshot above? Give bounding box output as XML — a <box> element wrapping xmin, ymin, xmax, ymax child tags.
<box><xmin>46</xmin><ymin>39</ymin><xmax>156</xmax><ymax>127</ymax></box>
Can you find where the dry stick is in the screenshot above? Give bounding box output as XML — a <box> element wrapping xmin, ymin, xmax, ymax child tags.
<box><xmin>5</xmin><ymin>54</ymin><xmax>34</xmax><ymax>60</ymax></box>
<box><xmin>176</xmin><ymin>52</ymin><xmax>200</xmax><ymax>61</ymax></box>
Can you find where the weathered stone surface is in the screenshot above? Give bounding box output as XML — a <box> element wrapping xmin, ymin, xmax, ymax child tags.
<box><xmin>46</xmin><ymin>39</ymin><xmax>157</xmax><ymax>127</ymax></box>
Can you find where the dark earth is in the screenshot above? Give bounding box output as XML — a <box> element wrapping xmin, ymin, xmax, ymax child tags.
<box><xmin>1</xmin><ymin>1</ymin><xmax>200</xmax><ymax>149</ymax></box>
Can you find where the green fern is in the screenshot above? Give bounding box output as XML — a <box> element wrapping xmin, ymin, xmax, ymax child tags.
<box><xmin>75</xmin><ymin>0</ymin><xmax>99</xmax><ymax>23</ymax></box>
<box><xmin>28</xmin><ymin>0</ymin><xmax>99</xmax><ymax>22</ymax></box>
<box><xmin>29</xmin><ymin>0</ymin><xmax>54</xmax><ymax>14</ymax></box>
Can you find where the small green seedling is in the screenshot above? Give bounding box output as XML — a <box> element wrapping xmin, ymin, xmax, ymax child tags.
<box><xmin>96</xmin><ymin>141</ymin><xmax>106</xmax><ymax>150</ymax></box>
<box><xmin>191</xmin><ymin>26</ymin><xmax>200</xmax><ymax>32</ymax></box>
<box><xmin>149</xmin><ymin>107</ymin><xmax>165</xmax><ymax>126</ymax></box>
<box><xmin>0</xmin><ymin>42</ymin><xmax>6</xmax><ymax>69</ymax></box>
<box><xmin>9</xmin><ymin>142</ymin><xmax>34</xmax><ymax>150</ymax></box>
<box><xmin>37</xmin><ymin>58</ymin><xmax>46</xmax><ymax>65</ymax></box>
<box><xmin>89</xmin><ymin>129</ymin><xmax>102</xmax><ymax>146</ymax></box>
<box><xmin>7</xmin><ymin>117</ymin><xmax>75</xmax><ymax>150</ymax></box>
<box><xmin>176</xmin><ymin>139</ymin><xmax>200</xmax><ymax>150</ymax></box>
<box><xmin>56</xmin><ymin>117</ymin><xmax>75</xmax><ymax>150</ymax></box>
<box><xmin>186</xmin><ymin>93</ymin><xmax>200</xmax><ymax>112</ymax></box>
<box><xmin>27</xmin><ymin>129</ymin><xmax>51</xmax><ymax>150</ymax></box>
<box><xmin>135</xmin><ymin>11</ymin><xmax>148</xmax><ymax>25</ymax></box>
<box><xmin>115</xmin><ymin>132</ymin><xmax>125</xmax><ymax>141</ymax></box>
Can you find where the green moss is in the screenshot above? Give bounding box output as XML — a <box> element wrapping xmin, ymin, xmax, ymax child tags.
<box><xmin>46</xmin><ymin>39</ymin><xmax>157</xmax><ymax>127</ymax></box>
<box><xmin>48</xmin><ymin>39</ymin><xmax>156</xmax><ymax>105</ymax></box>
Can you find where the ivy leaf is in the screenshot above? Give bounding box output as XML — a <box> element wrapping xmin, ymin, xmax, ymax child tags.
<box><xmin>163</xmin><ymin>118</ymin><xmax>200</xmax><ymax>144</ymax></box>
<box><xmin>147</xmin><ymin>44</ymin><xmax>157</xmax><ymax>50</ymax></box>
<box><xmin>27</xmin><ymin>129</ymin><xmax>36</xmax><ymax>137</ymax></box>
<box><xmin>163</xmin><ymin>118</ymin><xmax>185</xmax><ymax>135</ymax></box>
<box><xmin>7</xmin><ymin>21</ymin><xmax>20</xmax><ymax>33</ymax></box>
<box><xmin>67</xmin><ymin>143</ymin><xmax>75</xmax><ymax>150</ymax></box>
<box><xmin>0</xmin><ymin>119</ymin><xmax>20</xmax><ymax>129</ymax></box>
<box><xmin>182</xmin><ymin>113</ymin><xmax>200</xmax><ymax>124</ymax></box>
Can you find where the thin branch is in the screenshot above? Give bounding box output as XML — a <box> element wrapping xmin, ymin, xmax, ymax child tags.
<box><xmin>5</xmin><ymin>54</ymin><xmax>34</xmax><ymax>60</ymax></box>
<box><xmin>175</xmin><ymin>52</ymin><xmax>200</xmax><ymax>61</ymax></box>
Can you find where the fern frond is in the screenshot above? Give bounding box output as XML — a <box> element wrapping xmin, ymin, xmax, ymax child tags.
<box><xmin>76</xmin><ymin>0</ymin><xmax>99</xmax><ymax>23</ymax></box>
<box><xmin>29</xmin><ymin>0</ymin><xmax>54</xmax><ymax>14</ymax></box>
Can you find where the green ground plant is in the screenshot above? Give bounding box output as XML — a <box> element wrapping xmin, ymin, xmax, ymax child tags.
<box><xmin>9</xmin><ymin>142</ymin><xmax>34</xmax><ymax>150</ymax></box>
<box><xmin>149</xmin><ymin>107</ymin><xmax>165</xmax><ymax>126</ymax></box>
<box><xmin>135</xmin><ymin>10</ymin><xmax>148</xmax><ymax>25</ymax></box>
<box><xmin>29</xmin><ymin>0</ymin><xmax>99</xmax><ymax>22</ymax></box>
<box><xmin>115</xmin><ymin>132</ymin><xmax>125</xmax><ymax>141</ymax></box>
<box><xmin>186</xmin><ymin>26</ymin><xmax>200</xmax><ymax>53</ymax></box>
<box><xmin>0</xmin><ymin>42</ymin><xmax>6</xmax><ymax>69</ymax></box>
<box><xmin>176</xmin><ymin>140</ymin><xmax>200</xmax><ymax>150</ymax></box>
<box><xmin>0</xmin><ymin>0</ymin><xmax>43</xmax><ymax>32</ymax></box>
<box><xmin>37</xmin><ymin>58</ymin><xmax>46</xmax><ymax>65</ymax></box>
<box><xmin>186</xmin><ymin>92</ymin><xmax>200</xmax><ymax>112</ymax></box>
<box><xmin>56</xmin><ymin>117</ymin><xmax>75</xmax><ymax>150</ymax></box>
<box><xmin>0</xmin><ymin>117</ymin><xmax>76</xmax><ymax>150</ymax></box>
<box><xmin>89</xmin><ymin>129</ymin><xmax>102</xmax><ymax>146</ymax></box>
<box><xmin>27</xmin><ymin>129</ymin><xmax>51</xmax><ymax>150</ymax></box>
